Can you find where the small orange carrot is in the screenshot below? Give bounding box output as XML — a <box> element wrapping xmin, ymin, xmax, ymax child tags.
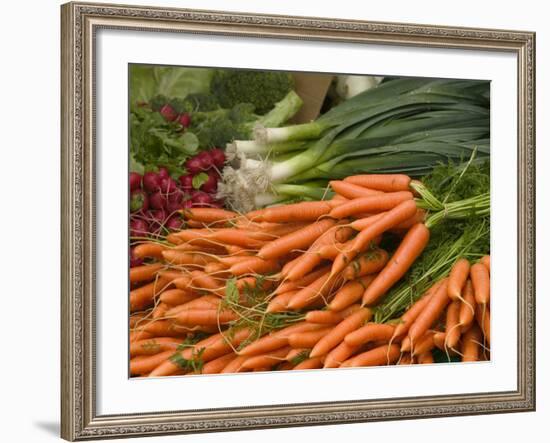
<box><xmin>362</xmin><ymin>223</ymin><xmax>430</xmax><ymax>306</ymax></box>
<box><xmin>444</xmin><ymin>300</ymin><xmax>462</xmax><ymax>350</ymax></box>
<box><xmin>470</xmin><ymin>263</ymin><xmax>490</xmax><ymax>305</ymax></box>
<box><xmin>329</xmin><ymin>180</ymin><xmax>384</xmax><ymax>199</ymax></box>
<box><xmin>266</xmin><ymin>290</ymin><xmax>298</xmax><ymax>313</ymax></box>
<box><xmin>317</xmin><ymin>242</ymin><xmax>347</xmax><ymax>260</ymax></box>
<box><xmin>392</xmin><ymin>283</ymin><xmax>440</xmax><ymax>339</ymax></box>
<box><xmin>433</xmin><ymin>332</ymin><xmax>446</xmax><ymax>351</ymax></box>
<box><xmin>174</xmin><ymin>309</ymin><xmax>237</xmax><ymax>326</ymax></box>
<box><xmin>480</xmin><ymin>255</ymin><xmax>490</xmax><ymax>273</ymax></box>
<box><xmin>323</xmin><ymin>341</ymin><xmax>360</xmax><ymax>368</ymax></box>
<box><xmin>447</xmin><ymin>258</ymin><xmax>471</xmax><ymax>301</ymax></box>
<box><xmin>131</xmin><ymin>350</ymin><xmax>175</xmax><ymax>376</ymax></box>
<box><xmin>344</xmin><ymin>174</ymin><xmax>411</xmax><ymax>192</ymax></box>
<box><xmin>133</xmin><ymin>242</ymin><xmax>166</xmax><ymax>260</ymax></box>
<box><xmin>241</xmin><ymin>346</ymin><xmax>292</xmax><ymax>370</ymax></box>
<box><xmin>152</xmin><ymin>302</ymin><xmax>170</xmax><ymax>319</ymax></box>
<box><xmin>341</xmin><ymin>344</ymin><xmax>401</xmax><ymax>367</ymax></box>
<box><xmin>200</xmin><ymin>352</ymin><xmax>237</xmax><ymax>374</ymax></box>
<box><xmin>417</xmin><ymin>352</ymin><xmax>434</xmax><ymax>364</ymax></box>
<box><xmin>130</xmin><ymin>277</ymin><xmax>171</xmax><ymax>312</ymax></box>
<box><xmin>159</xmin><ymin>289</ymin><xmax>196</xmax><ymax>306</ymax></box>
<box><xmin>329</xmin><ymin>191</ymin><xmax>413</xmax><ymax>219</ymax></box>
<box><xmin>275</xmin><ymin>265</ymin><xmax>331</xmax><ymax>295</ymax></box>
<box><xmin>247</xmin><ymin>201</ymin><xmax>333</xmax><ymax>223</ymax></box>
<box><xmin>204</xmin><ymin>262</ymin><xmax>230</xmax><ymax>276</ymax></box>
<box><xmin>327</xmin><ymin>276</ymin><xmax>374</xmax><ymax>313</ymax></box>
<box><xmin>129</xmin><ymin>331</ymin><xmax>153</xmax><ymax>342</ymax></box>
<box><xmin>462</xmin><ymin>324</ymin><xmax>482</xmax><ymax>362</ymax></box>
<box><xmin>305</xmin><ymin>304</ymin><xmax>361</xmax><ymax>324</ymax></box>
<box><xmin>349</xmin><ymin>212</ymin><xmax>386</xmax><ymax>231</ymax></box>
<box><xmin>309</xmin><ymin>308</ymin><xmax>372</xmax><ymax>358</ymax></box>
<box><xmin>390</xmin><ymin>209</ymin><xmax>426</xmax><ymax>231</ymax></box>
<box><xmin>164</xmin><ymin>295</ymin><xmax>221</xmax><ymax>317</ymax></box>
<box><xmin>286</xmin><ymin>271</ymin><xmax>342</xmax><ymax>311</ymax></box>
<box><xmin>476</xmin><ymin>304</ymin><xmax>491</xmax><ymax>345</ymax></box>
<box><xmin>129</xmin><ymin>263</ymin><xmax>164</xmax><ymax>284</ymax></box>
<box><xmin>398</xmin><ymin>353</ymin><xmax>414</xmax><ymax>365</ymax></box>
<box><xmin>411</xmin><ymin>331</ymin><xmax>435</xmax><ymax>356</ymax></box>
<box><xmin>258</xmin><ymin>219</ymin><xmax>336</xmax><ymax>260</ymax></box>
<box><xmin>220</xmin><ymin>355</ymin><xmax>249</xmax><ymax>373</ymax></box>
<box><xmin>161</xmin><ymin>250</ymin><xmax>215</xmax><ymax>267</ymax></box>
<box><xmin>181</xmin><ymin>207</ymin><xmax>237</xmax><ymax>223</ymax></box>
<box><xmin>130</xmin><ymin>337</ymin><xmax>186</xmax><ymax>357</ymax></box>
<box><xmin>288</xmin><ymin>328</ymin><xmax>333</xmax><ymax>349</ymax></box>
<box><xmin>293</xmin><ymin>356</ymin><xmax>324</xmax><ymax>370</ymax></box>
<box><xmin>459</xmin><ymin>280</ymin><xmax>476</xmax><ymax>332</ymax></box>
<box><xmin>229</xmin><ymin>257</ymin><xmax>280</xmax><ymax>276</ymax></box>
<box><xmin>344</xmin><ymin>323</ymin><xmax>395</xmax><ymax>347</ymax></box>
<box><xmin>342</xmin><ymin>248</ymin><xmax>389</xmax><ymax>281</ymax></box>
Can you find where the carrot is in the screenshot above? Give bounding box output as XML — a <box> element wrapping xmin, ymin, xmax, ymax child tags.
<box><xmin>329</xmin><ymin>191</ymin><xmax>413</xmax><ymax>219</ymax></box>
<box><xmin>247</xmin><ymin>201</ymin><xmax>333</xmax><ymax>223</ymax></box>
<box><xmin>130</xmin><ymin>277</ymin><xmax>171</xmax><ymax>312</ymax></box>
<box><xmin>133</xmin><ymin>242</ymin><xmax>166</xmax><ymax>260</ymax></box>
<box><xmin>309</xmin><ymin>308</ymin><xmax>372</xmax><ymax>358</ymax></box>
<box><xmin>258</xmin><ymin>219</ymin><xmax>336</xmax><ymax>260</ymax></box>
<box><xmin>411</xmin><ymin>331</ymin><xmax>435</xmax><ymax>356</ymax></box>
<box><xmin>328</xmin><ymin>275</ymin><xmax>375</xmax><ymax>311</ymax></box>
<box><xmin>342</xmin><ymin>248</ymin><xmax>388</xmax><ymax>281</ymax></box>
<box><xmin>266</xmin><ymin>290</ymin><xmax>298</xmax><ymax>313</ymax></box>
<box><xmin>331</xmin><ymin>194</ymin><xmax>348</xmax><ymax>202</ymax></box>
<box><xmin>130</xmin><ymin>337</ymin><xmax>186</xmax><ymax>357</ymax></box>
<box><xmin>480</xmin><ymin>255</ymin><xmax>490</xmax><ymax>273</ymax></box>
<box><xmin>129</xmin><ymin>331</ymin><xmax>153</xmax><ymax>342</ymax></box>
<box><xmin>470</xmin><ymin>263</ymin><xmax>490</xmax><ymax>305</ymax></box>
<box><xmin>161</xmin><ymin>250</ymin><xmax>215</xmax><ymax>267</ymax></box>
<box><xmin>164</xmin><ymin>295</ymin><xmax>221</xmax><ymax>317</ymax></box>
<box><xmin>286</xmin><ymin>271</ymin><xmax>342</xmax><ymax>310</ymax></box>
<box><xmin>433</xmin><ymin>332</ymin><xmax>446</xmax><ymax>351</ymax></box>
<box><xmin>152</xmin><ymin>302</ymin><xmax>170</xmax><ymax>319</ymax></box>
<box><xmin>129</xmin><ymin>263</ymin><xmax>163</xmax><ymax>284</ymax></box>
<box><xmin>204</xmin><ymin>262</ymin><xmax>230</xmax><ymax>276</ymax></box>
<box><xmin>275</xmin><ymin>265</ymin><xmax>331</xmax><ymax>295</ymax></box>
<box><xmin>305</xmin><ymin>304</ymin><xmax>360</xmax><ymax>324</ymax></box>
<box><xmin>417</xmin><ymin>352</ymin><xmax>434</xmax><ymax>364</ymax></box>
<box><xmin>392</xmin><ymin>283</ymin><xmax>439</xmax><ymax>339</ymax></box>
<box><xmin>331</xmin><ymin>200</ymin><xmax>418</xmax><ymax>276</ymax></box>
<box><xmin>344</xmin><ymin>323</ymin><xmax>395</xmax><ymax>347</ymax></box>
<box><xmin>229</xmin><ymin>257</ymin><xmax>280</xmax><ymax>276</ymax></box>
<box><xmin>445</xmin><ymin>300</ymin><xmax>462</xmax><ymax>350</ymax></box>
<box><xmin>181</xmin><ymin>207</ymin><xmax>237</xmax><ymax>223</ymax></box>
<box><xmin>476</xmin><ymin>304</ymin><xmax>491</xmax><ymax>345</ymax></box>
<box><xmin>344</xmin><ymin>174</ymin><xmax>411</xmax><ymax>192</ymax></box>
<box><xmin>398</xmin><ymin>353</ymin><xmax>414</xmax><ymax>365</ymax></box>
<box><xmin>405</xmin><ymin>279</ymin><xmax>450</xmax><ymax>348</ymax></box>
<box><xmin>174</xmin><ymin>309</ymin><xmax>237</xmax><ymax>326</ymax></box>
<box><xmin>341</xmin><ymin>344</ymin><xmax>401</xmax><ymax>367</ymax></box>
<box><xmin>447</xmin><ymin>258</ymin><xmax>471</xmax><ymax>301</ymax></box>
<box><xmin>241</xmin><ymin>346</ymin><xmax>292</xmax><ymax>370</ymax></box>
<box><xmin>220</xmin><ymin>355</ymin><xmax>249</xmax><ymax>373</ymax></box>
<box><xmin>362</xmin><ymin>223</ymin><xmax>430</xmax><ymax>306</ymax></box>
<box><xmin>189</xmin><ymin>270</ymin><xmax>224</xmax><ymax>293</ymax></box>
<box><xmin>172</xmin><ymin>243</ymin><xmax>226</xmax><ymax>254</ymax></box>
<box><xmin>131</xmin><ymin>318</ymin><xmax>196</xmax><ymax>337</ymax></box>
<box><xmin>224</xmin><ymin>244</ymin><xmax>252</xmax><ymax>256</ymax></box>
<box><xmin>349</xmin><ymin>212</ymin><xmax>386</xmax><ymax>231</ymax></box>
<box><xmin>329</xmin><ymin>180</ymin><xmax>384</xmax><ymax>199</ymax></box>
<box><xmin>461</xmin><ymin>324</ymin><xmax>482</xmax><ymax>362</ymax></box>
<box><xmin>293</xmin><ymin>356</ymin><xmax>324</xmax><ymax>370</ymax></box>
<box><xmin>288</xmin><ymin>328</ymin><xmax>333</xmax><ymax>349</ymax></box>
<box><xmin>459</xmin><ymin>280</ymin><xmax>476</xmax><ymax>332</ymax></box>
<box><xmin>317</xmin><ymin>242</ymin><xmax>347</xmax><ymax>260</ymax></box>
<box><xmin>323</xmin><ymin>341</ymin><xmax>360</xmax><ymax>368</ymax></box>
<box><xmin>390</xmin><ymin>209</ymin><xmax>426</xmax><ymax>231</ymax></box>
<box><xmin>159</xmin><ymin>289</ymin><xmax>196</xmax><ymax>306</ymax></box>
<box><xmin>131</xmin><ymin>350</ymin><xmax>175</xmax><ymax>376</ymax></box>
<box><xmin>200</xmin><ymin>352</ymin><xmax>237</xmax><ymax>374</ymax></box>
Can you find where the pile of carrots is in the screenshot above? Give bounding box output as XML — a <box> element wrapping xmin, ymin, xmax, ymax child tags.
<box><xmin>129</xmin><ymin>174</ymin><xmax>491</xmax><ymax>377</ymax></box>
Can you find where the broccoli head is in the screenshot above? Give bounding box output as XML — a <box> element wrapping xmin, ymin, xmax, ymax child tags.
<box><xmin>169</xmin><ymin>93</ymin><xmax>220</xmax><ymax>114</ymax></box>
<box><xmin>210</xmin><ymin>69</ymin><xmax>294</xmax><ymax>115</ymax></box>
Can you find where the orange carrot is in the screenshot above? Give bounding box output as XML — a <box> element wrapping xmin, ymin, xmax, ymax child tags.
<box><xmin>406</xmin><ymin>279</ymin><xmax>450</xmax><ymax>348</ymax></box>
<box><xmin>417</xmin><ymin>352</ymin><xmax>434</xmax><ymax>364</ymax></box>
<box><xmin>480</xmin><ymin>255</ymin><xmax>490</xmax><ymax>273</ymax></box>
<box><xmin>459</xmin><ymin>280</ymin><xmax>476</xmax><ymax>332</ymax></box>
<box><xmin>159</xmin><ymin>289</ymin><xmax>196</xmax><ymax>306</ymax></box>
<box><xmin>461</xmin><ymin>324</ymin><xmax>482</xmax><ymax>362</ymax></box>
<box><xmin>447</xmin><ymin>258</ymin><xmax>471</xmax><ymax>301</ymax></box>
<box><xmin>247</xmin><ymin>201</ymin><xmax>333</xmax><ymax>223</ymax></box>
<box><xmin>130</xmin><ymin>337</ymin><xmax>186</xmax><ymax>357</ymax></box>
<box><xmin>329</xmin><ymin>191</ymin><xmax>413</xmax><ymax>219</ymax></box>
<box><xmin>329</xmin><ymin>180</ymin><xmax>384</xmax><ymax>199</ymax></box>
<box><xmin>476</xmin><ymin>304</ymin><xmax>491</xmax><ymax>345</ymax></box>
<box><xmin>293</xmin><ymin>356</ymin><xmax>324</xmax><ymax>370</ymax></box>
<box><xmin>317</xmin><ymin>242</ymin><xmax>348</xmax><ymax>260</ymax></box>
<box><xmin>349</xmin><ymin>212</ymin><xmax>386</xmax><ymax>231</ymax></box>
<box><xmin>344</xmin><ymin>174</ymin><xmax>411</xmax><ymax>192</ymax></box>
<box><xmin>392</xmin><ymin>283</ymin><xmax>439</xmax><ymax>339</ymax></box>
<box><xmin>433</xmin><ymin>332</ymin><xmax>446</xmax><ymax>351</ymax></box>
<box><xmin>344</xmin><ymin>323</ymin><xmax>395</xmax><ymax>347</ymax></box>
<box><xmin>174</xmin><ymin>309</ymin><xmax>237</xmax><ymax>326</ymax></box>
<box><xmin>305</xmin><ymin>304</ymin><xmax>360</xmax><ymax>324</ymax></box>
<box><xmin>342</xmin><ymin>248</ymin><xmax>388</xmax><ymax>281</ymax></box>
<box><xmin>131</xmin><ymin>350</ymin><xmax>175</xmax><ymax>376</ymax></box>
<box><xmin>331</xmin><ymin>200</ymin><xmax>418</xmax><ymax>276</ymax></box>
<box><xmin>411</xmin><ymin>331</ymin><xmax>435</xmax><ymax>356</ymax></box>
<box><xmin>164</xmin><ymin>295</ymin><xmax>221</xmax><ymax>317</ymax></box>
<box><xmin>341</xmin><ymin>344</ymin><xmax>400</xmax><ymax>367</ymax></box>
<box><xmin>328</xmin><ymin>275</ymin><xmax>375</xmax><ymax>311</ymax></box>
<box><xmin>152</xmin><ymin>302</ymin><xmax>170</xmax><ymax>319</ymax></box>
<box><xmin>200</xmin><ymin>352</ymin><xmax>237</xmax><ymax>374</ymax></box>
<box><xmin>133</xmin><ymin>242</ymin><xmax>166</xmax><ymax>260</ymax></box>
<box><xmin>229</xmin><ymin>257</ymin><xmax>280</xmax><ymax>276</ymax></box>
<box><xmin>285</xmin><ymin>348</ymin><xmax>309</xmax><ymax>362</ymax></box>
<box><xmin>189</xmin><ymin>270</ymin><xmax>224</xmax><ymax>293</ymax></box>
<box><xmin>309</xmin><ymin>308</ymin><xmax>372</xmax><ymax>358</ymax></box>
<box><xmin>286</xmin><ymin>271</ymin><xmax>342</xmax><ymax>310</ymax></box>
<box><xmin>362</xmin><ymin>223</ymin><xmax>430</xmax><ymax>306</ymax></box>
<box><xmin>390</xmin><ymin>209</ymin><xmax>426</xmax><ymax>231</ymax></box>
<box><xmin>130</xmin><ymin>277</ymin><xmax>171</xmax><ymax>312</ymax></box>
<box><xmin>241</xmin><ymin>346</ymin><xmax>292</xmax><ymax>370</ymax></box>
<box><xmin>129</xmin><ymin>331</ymin><xmax>153</xmax><ymax>342</ymax></box>
<box><xmin>470</xmin><ymin>263</ymin><xmax>490</xmax><ymax>305</ymax></box>
<box><xmin>323</xmin><ymin>341</ymin><xmax>360</xmax><ymax>368</ymax></box>
<box><xmin>258</xmin><ymin>219</ymin><xmax>336</xmax><ymax>260</ymax></box>
<box><xmin>275</xmin><ymin>265</ymin><xmax>331</xmax><ymax>295</ymax></box>
<box><xmin>266</xmin><ymin>290</ymin><xmax>298</xmax><ymax>313</ymax></box>
<box><xmin>288</xmin><ymin>328</ymin><xmax>333</xmax><ymax>348</ymax></box>
<box><xmin>204</xmin><ymin>262</ymin><xmax>230</xmax><ymax>276</ymax></box>
<box><xmin>181</xmin><ymin>207</ymin><xmax>237</xmax><ymax>223</ymax></box>
<box><xmin>161</xmin><ymin>250</ymin><xmax>215</xmax><ymax>267</ymax></box>
<box><xmin>445</xmin><ymin>300</ymin><xmax>462</xmax><ymax>350</ymax></box>
<box><xmin>220</xmin><ymin>355</ymin><xmax>249</xmax><ymax>373</ymax></box>
<box><xmin>129</xmin><ymin>263</ymin><xmax>163</xmax><ymax>283</ymax></box>
<box><xmin>398</xmin><ymin>353</ymin><xmax>414</xmax><ymax>365</ymax></box>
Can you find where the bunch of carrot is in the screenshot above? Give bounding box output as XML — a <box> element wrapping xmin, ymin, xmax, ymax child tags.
<box><xmin>128</xmin><ymin>174</ymin><xmax>490</xmax><ymax>377</ymax></box>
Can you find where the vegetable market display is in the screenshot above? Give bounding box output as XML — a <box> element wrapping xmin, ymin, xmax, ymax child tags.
<box><xmin>129</xmin><ymin>67</ymin><xmax>490</xmax><ymax>376</ymax></box>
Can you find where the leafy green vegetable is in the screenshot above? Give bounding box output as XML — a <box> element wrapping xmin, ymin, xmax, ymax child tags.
<box><xmin>192</xmin><ymin>172</ymin><xmax>209</xmax><ymax>189</ymax></box>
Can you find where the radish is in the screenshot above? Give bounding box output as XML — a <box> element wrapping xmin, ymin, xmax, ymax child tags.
<box><xmin>196</xmin><ymin>151</ymin><xmax>213</xmax><ymax>170</ymax></box>
<box><xmin>130</xmin><ymin>190</ymin><xmax>149</xmax><ymax>213</ymax></box>
<box><xmin>167</xmin><ymin>189</ymin><xmax>184</xmax><ymax>204</ymax></box>
<box><xmin>200</xmin><ymin>172</ymin><xmax>218</xmax><ymax>194</ymax></box>
<box><xmin>179</xmin><ymin>174</ymin><xmax>193</xmax><ymax>191</ymax></box>
<box><xmin>181</xmin><ymin>199</ymin><xmax>193</xmax><ymax>209</ymax></box>
<box><xmin>192</xmin><ymin>191</ymin><xmax>214</xmax><ymax>207</ymax></box>
<box><xmin>148</xmin><ymin>209</ymin><xmax>167</xmax><ymax>234</ymax></box>
<box><xmin>209</xmin><ymin>148</ymin><xmax>226</xmax><ymax>168</ymax></box>
<box><xmin>143</xmin><ymin>172</ymin><xmax>161</xmax><ymax>193</ymax></box>
<box><xmin>157</xmin><ymin>166</ymin><xmax>170</xmax><ymax>179</ymax></box>
<box><xmin>160</xmin><ymin>177</ymin><xmax>177</xmax><ymax>194</ymax></box>
<box><xmin>185</xmin><ymin>157</ymin><xmax>202</xmax><ymax>174</ymax></box>
<box><xmin>149</xmin><ymin>192</ymin><xmax>166</xmax><ymax>210</ymax></box>
<box><xmin>130</xmin><ymin>218</ymin><xmax>149</xmax><ymax>238</ymax></box>
<box><xmin>166</xmin><ymin>215</ymin><xmax>184</xmax><ymax>231</ymax></box>
<box><xmin>159</xmin><ymin>104</ymin><xmax>178</xmax><ymax>122</ymax></box>
<box><xmin>178</xmin><ymin>113</ymin><xmax>191</xmax><ymax>128</ymax></box>
<box><xmin>129</xmin><ymin>172</ymin><xmax>142</xmax><ymax>191</ymax></box>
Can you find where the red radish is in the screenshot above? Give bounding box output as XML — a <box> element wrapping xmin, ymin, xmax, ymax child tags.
<box><xmin>160</xmin><ymin>177</ymin><xmax>177</xmax><ymax>194</ymax></box>
<box><xmin>179</xmin><ymin>174</ymin><xmax>193</xmax><ymax>191</ymax></box>
<box><xmin>166</xmin><ymin>215</ymin><xmax>184</xmax><ymax>231</ymax></box>
<box><xmin>181</xmin><ymin>199</ymin><xmax>193</xmax><ymax>209</ymax></box>
<box><xmin>129</xmin><ymin>172</ymin><xmax>142</xmax><ymax>191</ymax></box>
<box><xmin>200</xmin><ymin>172</ymin><xmax>218</xmax><ymax>194</ymax></box>
<box><xmin>185</xmin><ymin>157</ymin><xmax>202</xmax><ymax>174</ymax></box>
<box><xmin>166</xmin><ymin>201</ymin><xmax>183</xmax><ymax>214</ymax></box>
<box><xmin>167</xmin><ymin>189</ymin><xmax>184</xmax><ymax>204</ymax></box>
<box><xmin>149</xmin><ymin>192</ymin><xmax>166</xmax><ymax>210</ymax></box>
<box><xmin>157</xmin><ymin>167</ymin><xmax>170</xmax><ymax>179</ymax></box>
<box><xmin>192</xmin><ymin>192</ymin><xmax>214</xmax><ymax>207</ymax></box>
<box><xmin>148</xmin><ymin>209</ymin><xmax>167</xmax><ymax>233</ymax></box>
<box><xmin>178</xmin><ymin>113</ymin><xmax>191</xmax><ymax>128</ymax></box>
<box><xmin>130</xmin><ymin>218</ymin><xmax>148</xmax><ymax>238</ymax></box>
<box><xmin>159</xmin><ymin>104</ymin><xmax>178</xmax><ymax>122</ymax></box>
<box><xmin>130</xmin><ymin>247</ymin><xmax>144</xmax><ymax>267</ymax></box>
<box><xmin>130</xmin><ymin>190</ymin><xmax>149</xmax><ymax>213</ymax></box>
<box><xmin>209</xmin><ymin>148</ymin><xmax>225</xmax><ymax>168</ymax></box>
<box><xmin>143</xmin><ymin>172</ymin><xmax>161</xmax><ymax>193</ymax></box>
<box><xmin>196</xmin><ymin>151</ymin><xmax>213</xmax><ymax>170</ymax></box>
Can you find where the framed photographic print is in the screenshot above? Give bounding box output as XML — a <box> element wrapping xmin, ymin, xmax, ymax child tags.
<box><xmin>61</xmin><ymin>1</ymin><xmax>536</xmax><ymax>440</ymax></box>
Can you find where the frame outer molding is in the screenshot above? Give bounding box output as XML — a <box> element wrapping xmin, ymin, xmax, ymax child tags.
<box><xmin>61</xmin><ymin>2</ymin><xmax>536</xmax><ymax>441</ymax></box>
